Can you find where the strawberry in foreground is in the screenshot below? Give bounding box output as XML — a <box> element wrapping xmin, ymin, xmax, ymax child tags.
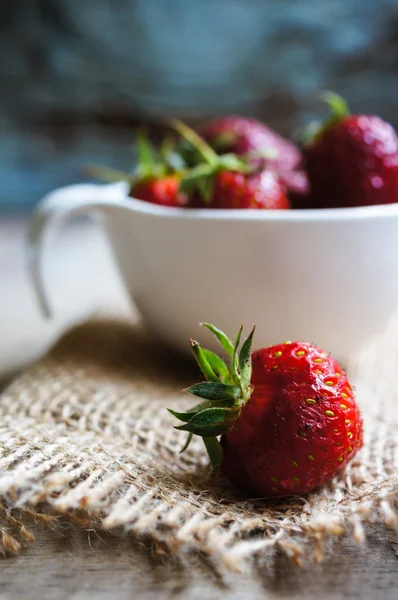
<box><xmin>168</xmin><ymin>324</ymin><xmax>363</xmax><ymax>498</ymax></box>
<box><xmin>304</xmin><ymin>92</ymin><xmax>398</xmax><ymax>208</ymax></box>
<box><xmin>172</xmin><ymin>120</ymin><xmax>290</xmax><ymax>210</ymax></box>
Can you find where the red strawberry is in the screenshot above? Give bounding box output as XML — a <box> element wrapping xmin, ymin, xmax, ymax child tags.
<box><xmin>210</xmin><ymin>169</ymin><xmax>289</xmax><ymax>210</ymax></box>
<box><xmin>130</xmin><ymin>175</ymin><xmax>187</xmax><ymax>207</ymax></box>
<box><xmin>87</xmin><ymin>130</ymin><xmax>187</xmax><ymax>207</ymax></box>
<box><xmin>198</xmin><ymin>115</ymin><xmax>309</xmax><ymax>201</ymax></box>
<box><xmin>172</xmin><ymin>119</ymin><xmax>290</xmax><ymax>210</ymax></box>
<box><xmin>304</xmin><ymin>92</ymin><xmax>398</xmax><ymax>208</ymax></box>
<box><xmin>199</xmin><ymin>115</ymin><xmax>302</xmax><ymax>172</ymax></box>
<box><xmin>169</xmin><ymin>324</ymin><xmax>363</xmax><ymax>498</ymax></box>
<box><xmin>277</xmin><ymin>170</ymin><xmax>309</xmax><ymax>200</ymax></box>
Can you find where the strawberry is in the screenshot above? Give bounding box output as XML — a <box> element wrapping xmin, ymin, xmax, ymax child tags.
<box><xmin>86</xmin><ymin>131</ymin><xmax>187</xmax><ymax>207</ymax></box>
<box><xmin>198</xmin><ymin>115</ymin><xmax>309</xmax><ymax>201</ymax></box>
<box><xmin>169</xmin><ymin>324</ymin><xmax>363</xmax><ymax>498</ymax></box>
<box><xmin>130</xmin><ymin>175</ymin><xmax>187</xmax><ymax>207</ymax></box>
<box><xmin>277</xmin><ymin>170</ymin><xmax>309</xmax><ymax>200</ymax></box>
<box><xmin>199</xmin><ymin>115</ymin><xmax>302</xmax><ymax>172</ymax></box>
<box><xmin>210</xmin><ymin>169</ymin><xmax>289</xmax><ymax>210</ymax></box>
<box><xmin>172</xmin><ymin>120</ymin><xmax>290</xmax><ymax>210</ymax></box>
<box><xmin>303</xmin><ymin>92</ymin><xmax>398</xmax><ymax>208</ymax></box>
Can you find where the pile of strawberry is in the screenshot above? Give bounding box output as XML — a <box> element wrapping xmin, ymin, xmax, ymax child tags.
<box><xmin>93</xmin><ymin>91</ymin><xmax>398</xmax><ymax>210</ymax></box>
<box><xmin>89</xmin><ymin>94</ymin><xmax>374</xmax><ymax>499</ymax></box>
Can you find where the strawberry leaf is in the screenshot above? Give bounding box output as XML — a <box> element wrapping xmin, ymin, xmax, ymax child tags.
<box><xmin>179</xmin><ymin>163</ymin><xmax>216</xmax><ymax>198</ymax></box>
<box><xmin>176</xmin><ymin>407</ymin><xmax>238</xmax><ymax>436</ymax></box>
<box><xmin>302</xmin><ymin>91</ymin><xmax>350</xmax><ymax>147</ymax></box>
<box><xmin>197</xmin><ymin>174</ymin><xmax>214</xmax><ymax>204</ymax></box>
<box><xmin>159</xmin><ymin>135</ymin><xmax>186</xmax><ymax>171</ymax></box>
<box><xmin>190</xmin><ymin>340</ymin><xmax>219</xmax><ymax>382</ymax></box>
<box><xmin>180</xmin><ymin>432</ymin><xmax>193</xmax><ymax>453</ymax></box>
<box><xmin>179</xmin><ymin>177</ymin><xmax>197</xmax><ymax>197</ymax></box>
<box><xmin>83</xmin><ymin>164</ymin><xmax>136</xmax><ymax>184</ymax></box>
<box><xmin>239</xmin><ymin>326</ymin><xmax>255</xmax><ymax>388</ymax></box>
<box><xmin>245</xmin><ymin>148</ymin><xmax>278</xmax><ymax>161</ymax></box>
<box><xmin>171</xmin><ymin>119</ymin><xmax>219</xmax><ymax>166</ymax></box>
<box><xmin>218</xmin><ymin>153</ymin><xmax>251</xmax><ymax>172</ymax></box>
<box><xmin>232</xmin><ymin>325</ymin><xmax>244</xmax><ymax>381</ymax></box>
<box><xmin>320</xmin><ymin>91</ymin><xmax>350</xmax><ymax>122</ymax></box>
<box><xmin>299</xmin><ymin>121</ymin><xmax>323</xmax><ymax>147</ymax></box>
<box><xmin>167</xmin><ymin>402</ymin><xmax>210</xmax><ymax>423</ymax></box>
<box><xmin>159</xmin><ymin>134</ymin><xmax>175</xmax><ymax>161</ymax></box>
<box><xmin>208</xmin><ymin>131</ymin><xmax>238</xmax><ymax>151</ymax></box>
<box><xmin>136</xmin><ymin>130</ymin><xmax>154</xmax><ymax>177</ymax></box>
<box><xmin>202</xmin><ymin>436</ymin><xmax>223</xmax><ymax>470</ymax></box>
<box><xmin>201</xmin><ymin>323</ymin><xmax>234</xmax><ymax>356</ymax></box>
<box><xmin>177</xmin><ymin>138</ymin><xmax>204</xmax><ymax>168</ymax></box>
<box><xmin>202</xmin><ymin>349</ymin><xmax>229</xmax><ymax>382</ymax></box>
<box><xmin>185</xmin><ymin>382</ymin><xmax>241</xmax><ymax>401</ymax></box>
<box><xmin>168</xmin><ymin>322</ymin><xmax>258</xmax><ymax>470</ymax></box>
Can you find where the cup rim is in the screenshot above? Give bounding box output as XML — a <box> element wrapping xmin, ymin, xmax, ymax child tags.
<box><xmin>112</xmin><ymin>182</ymin><xmax>398</xmax><ymax>222</ymax></box>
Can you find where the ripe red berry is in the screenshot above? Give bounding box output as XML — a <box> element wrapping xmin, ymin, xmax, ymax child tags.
<box><xmin>222</xmin><ymin>341</ymin><xmax>362</xmax><ymax>497</ymax></box>
<box><xmin>172</xmin><ymin>119</ymin><xmax>290</xmax><ymax>210</ymax></box>
<box><xmin>200</xmin><ymin>115</ymin><xmax>302</xmax><ymax>172</ymax></box>
<box><xmin>89</xmin><ymin>129</ymin><xmax>188</xmax><ymax>208</ymax></box>
<box><xmin>304</xmin><ymin>93</ymin><xmax>398</xmax><ymax>208</ymax></box>
<box><xmin>199</xmin><ymin>116</ymin><xmax>308</xmax><ymax>201</ymax></box>
<box><xmin>169</xmin><ymin>325</ymin><xmax>363</xmax><ymax>498</ymax></box>
<box><xmin>130</xmin><ymin>175</ymin><xmax>187</xmax><ymax>207</ymax></box>
<box><xmin>210</xmin><ymin>169</ymin><xmax>289</xmax><ymax>210</ymax></box>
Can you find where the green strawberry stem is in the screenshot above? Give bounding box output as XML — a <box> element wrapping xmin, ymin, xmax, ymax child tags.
<box><xmin>171</xmin><ymin>119</ymin><xmax>253</xmax><ymax>174</ymax></box>
<box><xmin>87</xmin><ymin>121</ymin><xmax>263</xmax><ymax>207</ymax></box>
<box><xmin>206</xmin><ymin>133</ymin><xmax>279</xmax><ymax>160</ymax></box>
<box><xmin>170</xmin><ymin>120</ymin><xmax>256</xmax><ymax>204</ymax></box>
<box><xmin>167</xmin><ymin>323</ymin><xmax>255</xmax><ymax>469</ymax></box>
<box><xmin>245</xmin><ymin>148</ymin><xmax>279</xmax><ymax>161</ymax></box>
<box><xmin>135</xmin><ymin>129</ymin><xmax>154</xmax><ymax>177</ymax></box>
<box><xmin>320</xmin><ymin>91</ymin><xmax>350</xmax><ymax>123</ymax></box>
<box><xmin>171</xmin><ymin>119</ymin><xmax>219</xmax><ymax>166</ymax></box>
<box><xmin>301</xmin><ymin>91</ymin><xmax>351</xmax><ymax>147</ymax></box>
<box><xmin>85</xmin><ymin>130</ymin><xmax>186</xmax><ymax>186</ymax></box>
<box><xmin>83</xmin><ymin>164</ymin><xmax>137</xmax><ymax>184</ymax></box>
<box><xmin>159</xmin><ymin>134</ymin><xmax>175</xmax><ymax>160</ymax></box>
<box><xmin>180</xmin><ymin>163</ymin><xmax>217</xmax><ymax>183</ymax></box>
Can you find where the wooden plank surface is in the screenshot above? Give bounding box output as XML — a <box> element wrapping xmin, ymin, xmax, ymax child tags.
<box><xmin>0</xmin><ymin>520</ymin><xmax>397</xmax><ymax>600</ymax></box>
<box><xmin>0</xmin><ymin>217</ymin><xmax>397</xmax><ymax>599</ymax></box>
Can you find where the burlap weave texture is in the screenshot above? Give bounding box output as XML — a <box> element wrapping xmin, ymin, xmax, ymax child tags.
<box><xmin>0</xmin><ymin>319</ymin><xmax>397</xmax><ymax>570</ymax></box>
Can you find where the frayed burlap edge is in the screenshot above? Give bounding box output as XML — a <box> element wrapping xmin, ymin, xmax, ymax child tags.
<box><xmin>0</xmin><ymin>319</ymin><xmax>397</xmax><ymax>572</ymax></box>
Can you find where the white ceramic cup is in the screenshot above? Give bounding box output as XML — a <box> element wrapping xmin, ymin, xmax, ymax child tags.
<box><xmin>27</xmin><ymin>182</ymin><xmax>398</xmax><ymax>364</ymax></box>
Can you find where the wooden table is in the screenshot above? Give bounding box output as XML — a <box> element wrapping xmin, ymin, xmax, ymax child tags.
<box><xmin>1</xmin><ymin>217</ymin><xmax>397</xmax><ymax>599</ymax></box>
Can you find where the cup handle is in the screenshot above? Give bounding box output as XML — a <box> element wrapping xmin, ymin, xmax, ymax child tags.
<box><xmin>26</xmin><ymin>182</ymin><xmax>126</xmax><ymax>319</ymax></box>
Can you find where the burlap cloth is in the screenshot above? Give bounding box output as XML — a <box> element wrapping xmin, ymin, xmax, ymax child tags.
<box><xmin>0</xmin><ymin>318</ymin><xmax>397</xmax><ymax>570</ymax></box>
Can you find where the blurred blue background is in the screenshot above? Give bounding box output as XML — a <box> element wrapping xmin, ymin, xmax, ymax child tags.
<box><xmin>1</xmin><ymin>0</ymin><xmax>398</xmax><ymax>212</ymax></box>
